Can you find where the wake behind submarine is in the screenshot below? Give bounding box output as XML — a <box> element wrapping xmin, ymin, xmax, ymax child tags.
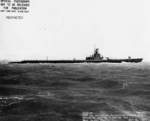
<box><xmin>10</xmin><ymin>48</ymin><xmax>143</xmax><ymax>64</ymax></box>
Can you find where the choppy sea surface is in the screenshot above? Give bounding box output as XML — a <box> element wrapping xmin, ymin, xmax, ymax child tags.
<box><xmin>0</xmin><ymin>62</ymin><xmax>150</xmax><ymax>121</ymax></box>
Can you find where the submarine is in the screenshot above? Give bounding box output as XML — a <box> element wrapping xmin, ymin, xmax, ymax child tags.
<box><xmin>10</xmin><ymin>48</ymin><xmax>143</xmax><ymax>64</ymax></box>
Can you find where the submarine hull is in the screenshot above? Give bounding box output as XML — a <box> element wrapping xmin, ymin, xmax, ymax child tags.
<box><xmin>121</xmin><ymin>58</ymin><xmax>143</xmax><ymax>63</ymax></box>
<box><xmin>10</xmin><ymin>58</ymin><xmax>143</xmax><ymax>64</ymax></box>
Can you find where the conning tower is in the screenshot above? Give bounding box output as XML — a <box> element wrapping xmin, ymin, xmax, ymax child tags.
<box><xmin>86</xmin><ymin>48</ymin><xmax>103</xmax><ymax>61</ymax></box>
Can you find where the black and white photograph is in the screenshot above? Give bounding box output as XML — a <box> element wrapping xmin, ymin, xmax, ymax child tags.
<box><xmin>0</xmin><ymin>0</ymin><xmax>150</xmax><ymax>121</ymax></box>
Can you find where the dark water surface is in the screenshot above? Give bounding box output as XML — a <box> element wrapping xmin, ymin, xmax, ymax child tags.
<box><xmin>0</xmin><ymin>63</ymin><xmax>150</xmax><ymax>121</ymax></box>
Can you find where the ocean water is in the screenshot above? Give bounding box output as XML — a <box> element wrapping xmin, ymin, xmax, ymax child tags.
<box><xmin>0</xmin><ymin>63</ymin><xmax>150</xmax><ymax>121</ymax></box>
